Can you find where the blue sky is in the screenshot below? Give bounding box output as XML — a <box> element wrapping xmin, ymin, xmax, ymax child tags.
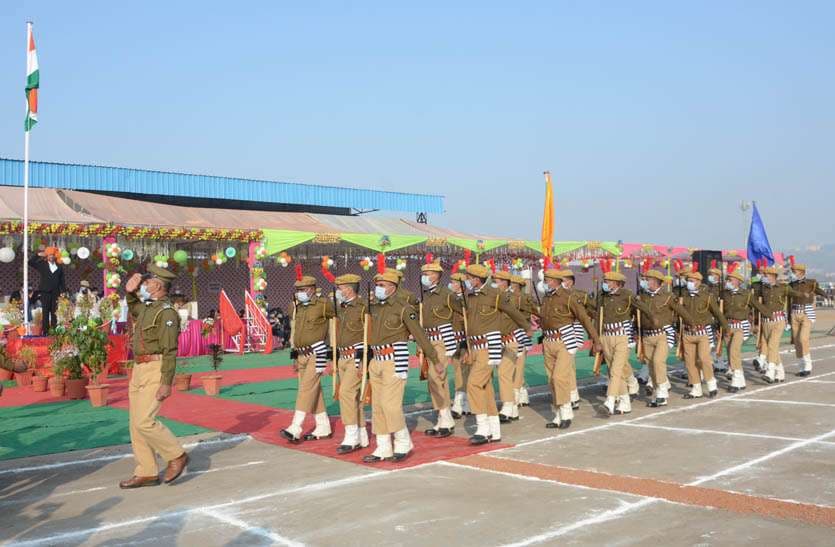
<box><xmin>1</xmin><ymin>1</ymin><xmax>833</xmax><ymax>252</ymax></box>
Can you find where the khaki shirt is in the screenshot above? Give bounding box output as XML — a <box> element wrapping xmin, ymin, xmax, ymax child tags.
<box><xmin>127</xmin><ymin>293</ymin><xmax>180</xmax><ymax>386</ymax></box>
<box><xmin>464</xmin><ymin>285</ymin><xmax>530</xmax><ymax>337</ymax></box>
<box><xmin>590</xmin><ymin>289</ymin><xmax>636</xmax><ymax>326</ymax></box>
<box><xmin>539</xmin><ymin>288</ymin><xmax>598</xmax><ymax>343</ymax></box>
<box><xmin>679</xmin><ymin>289</ymin><xmax>728</xmax><ymax>330</ymax></box>
<box><xmin>421</xmin><ymin>285</ymin><xmax>463</xmax><ymax>329</ymax></box>
<box><xmin>369</xmin><ymin>294</ymin><xmax>439</xmax><ymax>364</ymax></box>
<box><xmin>335</xmin><ymin>298</ymin><xmax>366</xmax><ymax>348</ymax></box>
<box><xmin>789</xmin><ymin>279</ymin><xmax>827</xmax><ymax>306</ymax></box>
<box><xmin>292</xmin><ymin>296</ymin><xmax>335</xmax><ymax>348</ymax></box>
<box><xmin>635</xmin><ymin>290</ymin><xmax>692</xmax><ymax>330</ymax></box>
<box><xmin>721</xmin><ymin>289</ymin><xmax>754</xmax><ymax>321</ymax></box>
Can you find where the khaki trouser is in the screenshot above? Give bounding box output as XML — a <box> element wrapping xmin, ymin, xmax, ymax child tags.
<box><xmin>369</xmin><ymin>359</ymin><xmax>407</xmax><ymax>434</ymax></box>
<box><xmin>513</xmin><ymin>349</ymin><xmax>527</xmax><ymax>390</ymax></box>
<box><xmin>295</xmin><ymin>352</ymin><xmax>325</xmax><ymax>414</ymax></box>
<box><xmin>642</xmin><ymin>334</ymin><xmax>668</xmax><ymax>389</ymax></box>
<box><xmin>792</xmin><ymin>313</ymin><xmax>811</xmax><ymax>358</ymax></box>
<box><xmin>762</xmin><ymin>321</ymin><xmax>785</xmax><ymax>364</ymax></box>
<box><xmin>543</xmin><ymin>338</ymin><xmax>573</xmax><ymax>405</ymax></box>
<box><xmin>497</xmin><ymin>341</ymin><xmax>518</xmax><ymax>403</ymax></box>
<box><xmin>602</xmin><ymin>335</ymin><xmax>630</xmax><ymax>397</ymax></box>
<box><xmin>427</xmin><ymin>340</ymin><xmax>451</xmax><ymax>410</ymax></box>
<box><xmin>683</xmin><ymin>334</ymin><xmax>714</xmax><ymax>385</ymax></box>
<box><xmin>129</xmin><ymin>360</ymin><xmax>184</xmax><ymax>477</ymax></box>
<box><xmin>727</xmin><ymin>328</ymin><xmax>745</xmax><ymax>371</ymax></box>
<box><xmin>452</xmin><ymin>350</ymin><xmax>470</xmax><ymax>392</ymax></box>
<box><xmin>337</xmin><ymin>356</ymin><xmax>362</xmax><ymax>426</ymax></box>
<box><xmin>467</xmin><ymin>348</ymin><xmax>498</xmax><ymax>416</ymax></box>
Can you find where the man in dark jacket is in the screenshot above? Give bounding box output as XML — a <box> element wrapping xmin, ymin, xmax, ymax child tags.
<box><xmin>28</xmin><ymin>247</ymin><xmax>66</xmax><ymax>334</ymax></box>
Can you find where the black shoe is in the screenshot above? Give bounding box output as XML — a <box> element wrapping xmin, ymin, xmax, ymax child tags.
<box><xmin>683</xmin><ymin>393</ymin><xmax>701</xmax><ymax>399</ymax></box>
<box><xmin>571</xmin><ymin>401</ymin><xmax>580</xmax><ymax>410</ymax></box>
<box><xmin>614</xmin><ymin>409</ymin><xmax>630</xmax><ymax>415</ymax></box>
<box><xmin>727</xmin><ymin>386</ymin><xmax>740</xmax><ymax>393</ymax></box>
<box><xmin>436</xmin><ymin>427</ymin><xmax>454</xmax><ymax>438</ymax></box>
<box><xmin>499</xmin><ymin>414</ymin><xmax>512</xmax><ymax>424</ymax></box>
<box><xmin>336</xmin><ymin>444</ymin><xmax>360</xmax><ymax>455</ymax></box>
<box><xmin>637</xmin><ymin>377</ymin><xmax>647</xmax><ymax>386</ymax></box>
<box><xmin>648</xmin><ymin>398</ymin><xmax>667</xmax><ymax>407</ymax></box>
<box><xmin>762</xmin><ymin>376</ymin><xmax>775</xmax><ymax>384</ymax></box>
<box><xmin>388</xmin><ymin>451</ymin><xmax>410</xmax><ymax>462</ymax></box>
<box><xmin>280</xmin><ymin>429</ymin><xmax>302</xmax><ymax>443</ymax></box>
<box><xmin>303</xmin><ymin>433</ymin><xmax>333</xmax><ymax>441</ymax></box>
<box><xmin>469</xmin><ymin>435</ymin><xmax>490</xmax><ymax>445</ymax></box>
<box><xmin>545</xmin><ymin>422</ymin><xmax>559</xmax><ymax>429</ymax></box>
<box><xmin>451</xmin><ymin>410</ymin><xmax>463</xmax><ymax>419</ymax></box>
<box><xmin>708</xmin><ymin>390</ymin><xmax>718</xmax><ymax>398</ymax></box>
<box><xmin>796</xmin><ymin>370</ymin><xmax>811</xmax><ymax>377</ymax></box>
<box><xmin>424</xmin><ymin>428</ymin><xmax>439</xmax><ymax>436</ymax></box>
<box><xmin>558</xmin><ymin>420</ymin><xmax>571</xmax><ymax>429</ymax></box>
<box><xmin>644</xmin><ymin>386</ymin><xmax>654</xmax><ymax>396</ymax></box>
<box><xmin>362</xmin><ymin>454</ymin><xmax>386</xmax><ymax>463</ymax></box>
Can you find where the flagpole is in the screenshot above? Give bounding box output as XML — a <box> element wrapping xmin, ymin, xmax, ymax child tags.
<box><xmin>22</xmin><ymin>21</ymin><xmax>33</xmax><ymax>336</ymax></box>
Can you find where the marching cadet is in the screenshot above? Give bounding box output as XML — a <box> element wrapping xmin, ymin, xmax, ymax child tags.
<box><xmin>591</xmin><ymin>269</ymin><xmax>640</xmax><ymax>415</ymax></box>
<box><xmin>558</xmin><ymin>269</ymin><xmax>592</xmax><ymax>408</ymax></box>
<box><xmin>449</xmin><ymin>272</ymin><xmax>472</xmax><ymax>419</ymax></box>
<box><xmin>120</xmin><ymin>266</ymin><xmax>188</xmax><ymax>488</ymax></box>
<box><xmin>363</xmin><ymin>270</ymin><xmax>440</xmax><ymax>463</ymax></box>
<box><xmin>537</xmin><ymin>269</ymin><xmax>599</xmax><ymax>427</ymax></box>
<box><xmin>462</xmin><ymin>264</ymin><xmax>530</xmax><ymax>444</ymax></box>
<box><xmin>510</xmin><ymin>274</ymin><xmax>538</xmax><ymax>409</ymax></box>
<box><xmin>493</xmin><ymin>270</ymin><xmax>521</xmax><ymax>423</ymax></box>
<box><xmin>386</xmin><ymin>268</ymin><xmax>419</xmax><ymax>308</ymax></box>
<box><xmin>333</xmin><ymin>274</ymin><xmax>370</xmax><ymax>454</ymax></box>
<box><xmin>721</xmin><ymin>267</ymin><xmax>755</xmax><ymax>392</ymax></box>
<box><xmin>788</xmin><ymin>262</ymin><xmax>827</xmax><ymax>376</ymax></box>
<box><xmin>419</xmin><ymin>261</ymin><xmax>461</xmax><ymax>438</ymax></box>
<box><xmin>679</xmin><ymin>270</ymin><xmax>728</xmax><ymax>398</ymax></box>
<box><xmin>281</xmin><ymin>275</ymin><xmax>335</xmax><ymax>443</ymax></box>
<box><xmin>750</xmin><ymin>266</ymin><xmax>806</xmax><ymax>383</ymax></box>
<box><xmin>636</xmin><ymin>269</ymin><xmax>693</xmax><ymax>407</ymax></box>
<box><xmin>706</xmin><ymin>265</ymin><xmax>728</xmax><ymax>374</ymax></box>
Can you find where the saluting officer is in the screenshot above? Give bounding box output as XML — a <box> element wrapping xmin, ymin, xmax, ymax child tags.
<box><xmin>281</xmin><ymin>275</ymin><xmax>335</xmax><ymax>443</ymax></box>
<box><xmin>333</xmin><ymin>274</ymin><xmax>369</xmax><ymax>454</ymax></box>
<box><xmin>119</xmin><ymin>265</ymin><xmax>188</xmax><ymax>489</ymax></box>
<box><xmin>462</xmin><ymin>264</ymin><xmax>530</xmax><ymax>444</ymax></box>
<box><xmin>419</xmin><ymin>261</ymin><xmax>462</xmax><ymax>438</ymax></box>
<box><xmin>788</xmin><ymin>263</ymin><xmax>828</xmax><ymax>376</ymax></box>
<box><xmin>537</xmin><ymin>268</ymin><xmax>598</xmax><ymax>427</ymax></box>
<box><xmin>679</xmin><ymin>271</ymin><xmax>728</xmax><ymax>398</ymax></box>
<box><xmin>363</xmin><ymin>270</ymin><xmax>439</xmax><ymax>463</ymax></box>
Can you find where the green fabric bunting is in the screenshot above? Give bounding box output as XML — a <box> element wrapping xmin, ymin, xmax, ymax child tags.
<box><xmin>340</xmin><ymin>233</ymin><xmax>427</xmax><ymax>253</ymax></box>
<box><xmin>447</xmin><ymin>237</ymin><xmax>508</xmax><ymax>253</ymax></box>
<box><xmin>262</xmin><ymin>229</ymin><xmax>316</xmax><ymax>255</ymax></box>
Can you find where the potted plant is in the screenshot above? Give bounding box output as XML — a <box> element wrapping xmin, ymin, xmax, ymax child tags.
<box><xmin>0</xmin><ymin>343</ymin><xmax>12</xmax><ymax>382</ymax></box>
<box><xmin>174</xmin><ymin>359</ymin><xmax>192</xmax><ymax>392</ymax></box>
<box><xmin>202</xmin><ymin>344</ymin><xmax>223</xmax><ymax>396</ymax></box>
<box><xmin>48</xmin><ymin>351</ymin><xmax>69</xmax><ymax>397</ymax></box>
<box><xmin>49</xmin><ymin>323</ymin><xmax>88</xmax><ymax>399</ymax></box>
<box><xmin>15</xmin><ymin>346</ymin><xmax>37</xmax><ymax>387</ymax></box>
<box><xmin>71</xmin><ymin>317</ymin><xmax>111</xmax><ymax>407</ymax></box>
<box><xmin>32</xmin><ymin>370</ymin><xmax>49</xmax><ymax>392</ymax></box>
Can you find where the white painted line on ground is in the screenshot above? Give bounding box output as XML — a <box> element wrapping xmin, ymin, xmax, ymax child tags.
<box><xmin>0</xmin><ymin>434</ymin><xmax>251</xmax><ymax>476</ymax></box>
<box><xmin>619</xmin><ymin>422</ymin><xmax>835</xmax><ymax>446</ymax></box>
<box><xmin>5</xmin><ymin>463</ymin><xmax>438</xmax><ymax>546</ymax></box>
<box><xmin>197</xmin><ymin>508</ymin><xmax>303</xmax><ymax>547</ymax></box>
<box><xmin>725</xmin><ymin>398</ymin><xmax>835</xmax><ymax>408</ymax></box>
<box><xmin>0</xmin><ymin>486</ymin><xmax>107</xmax><ymax>507</ymax></box>
<box><xmin>497</xmin><ymin>353</ymin><xmax>835</xmax><ymax>452</ymax></box>
<box><xmin>806</xmin><ymin>379</ymin><xmax>835</xmax><ymax>384</ymax></box>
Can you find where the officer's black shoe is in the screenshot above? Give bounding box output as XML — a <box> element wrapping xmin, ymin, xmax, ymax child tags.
<box><xmin>796</xmin><ymin>370</ymin><xmax>811</xmax><ymax>377</ymax></box>
<box><xmin>469</xmin><ymin>435</ymin><xmax>490</xmax><ymax>445</ymax></box>
<box><xmin>648</xmin><ymin>398</ymin><xmax>667</xmax><ymax>407</ymax></box>
<box><xmin>423</xmin><ymin>428</ymin><xmax>439</xmax><ymax>436</ymax></box>
<box><xmin>708</xmin><ymin>390</ymin><xmax>718</xmax><ymax>398</ymax></box>
<box><xmin>436</xmin><ymin>427</ymin><xmax>454</xmax><ymax>438</ymax></box>
<box><xmin>451</xmin><ymin>410</ymin><xmax>463</xmax><ymax>419</ymax></box>
<box><xmin>499</xmin><ymin>414</ymin><xmax>512</xmax><ymax>424</ymax></box>
<box><xmin>362</xmin><ymin>455</ymin><xmax>386</xmax><ymax>463</ymax></box>
<box><xmin>280</xmin><ymin>429</ymin><xmax>302</xmax><ymax>444</ymax></box>
<box><xmin>336</xmin><ymin>444</ymin><xmax>360</xmax><ymax>455</ymax></box>
<box><xmin>545</xmin><ymin>422</ymin><xmax>559</xmax><ymax>429</ymax></box>
<box><xmin>727</xmin><ymin>386</ymin><xmax>740</xmax><ymax>393</ymax></box>
<box><xmin>303</xmin><ymin>433</ymin><xmax>333</xmax><ymax>441</ymax></box>
<box><xmin>388</xmin><ymin>451</ymin><xmax>411</xmax><ymax>462</ymax></box>
<box><xmin>558</xmin><ymin>420</ymin><xmax>571</xmax><ymax>429</ymax></box>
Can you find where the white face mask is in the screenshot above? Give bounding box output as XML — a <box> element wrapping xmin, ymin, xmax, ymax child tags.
<box><xmin>708</xmin><ymin>275</ymin><xmax>718</xmax><ymax>284</ymax></box>
<box><xmin>762</xmin><ymin>277</ymin><xmax>773</xmax><ymax>286</ymax></box>
<box><xmin>138</xmin><ymin>284</ymin><xmax>151</xmax><ymax>301</ymax></box>
<box><xmin>490</xmin><ymin>282</ymin><xmax>498</xmax><ymax>289</ymax></box>
<box><xmin>447</xmin><ymin>282</ymin><xmax>454</xmax><ymax>292</ymax></box>
<box><xmin>296</xmin><ymin>291</ymin><xmax>310</xmax><ymax>303</ymax></box>
<box><xmin>464</xmin><ymin>280</ymin><xmax>474</xmax><ymax>291</ymax></box>
<box><xmin>335</xmin><ymin>289</ymin><xmax>346</xmax><ymax>304</ymax></box>
<box><xmin>639</xmin><ymin>279</ymin><xmax>649</xmax><ymax>291</ymax></box>
<box><xmin>789</xmin><ymin>272</ymin><xmax>799</xmax><ymax>282</ymax></box>
<box><xmin>601</xmin><ymin>282</ymin><xmax>611</xmax><ymax>293</ymax></box>
<box><xmin>374</xmin><ymin>286</ymin><xmax>389</xmax><ymax>301</ymax></box>
<box><xmin>536</xmin><ymin>281</ymin><xmax>548</xmax><ymax>295</ymax></box>
<box><xmin>686</xmin><ymin>281</ymin><xmax>697</xmax><ymax>292</ymax></box>
<box><xmin>561</xmin><ymin>282</ymin><xmax>570</xmax><ymax>290</ymax></box>
<box><xmin>725</xmin><ymin>281</ymin><xmax>735</xmax><ymax>290</ymax></box>
<box><xmin>420</xmin><ymin>275</ymin><xmax>433</xmax><ymax>288</ymax></box>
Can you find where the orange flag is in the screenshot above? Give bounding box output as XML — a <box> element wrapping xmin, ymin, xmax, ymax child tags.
<box><xmin>541</xmin><ymin>171</ymin><xmax>554</xmax><ymax>258</ymax></box>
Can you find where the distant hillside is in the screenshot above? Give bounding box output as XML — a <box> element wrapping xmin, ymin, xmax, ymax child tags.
<box><xmin>786</xmin><ymin>244</ymin><xmax>835</xmax><ymax>284</ymax></box>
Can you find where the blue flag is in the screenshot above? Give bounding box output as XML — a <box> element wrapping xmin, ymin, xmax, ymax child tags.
<box><xmin>747</xmin><ymin>202</ymin><xmax>774</xmax><ymax>266</ymax></box>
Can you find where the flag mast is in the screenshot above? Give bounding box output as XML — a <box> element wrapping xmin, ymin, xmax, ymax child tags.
<box><xmin>22</xmin><ymin>21</ymin><xmax>33</xmax><ymax>335</ymax></box>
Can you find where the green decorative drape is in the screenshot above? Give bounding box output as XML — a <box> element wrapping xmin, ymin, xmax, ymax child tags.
<box><xmin>340</xmin><ymin>233</ymin><xmax>428</xmax><ymax>253</ymax></box>
<box><xmin>262</xmin><ymin>229</ymin><xmax>316</xmax><ymax>255</ymax></box>
<box><xmin>447</xmin><ymin>237</ymin><xmax>508</xmax><ymax>253</ymax></box>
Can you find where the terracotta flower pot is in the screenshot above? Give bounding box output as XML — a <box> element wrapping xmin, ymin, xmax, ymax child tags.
<box><xmin>86</xmin><ymin>384</ymin><xmax>110</xmax><ymax>407</ymax></box>
<box><xmin>66</xmin><ymin>377</ymin><xmax>89</xmax><ymax>400</ymax></box>
<box><xmin>96</xmin><ymin>370</ymin><xmax>109</xmax><ymax>385</ymax></box>
<box><xmin>202</xmin><ymin>375</ymin><xmax>222</xmax><ymax>396</ymax></box>
<box><xmin>14</xmin><ymin>370</ymin><xmax>33</xmax><ymax>387</ymax></box>
<box><xmin>32</xmin><ymin>375</ymin><xmax>48</xmax><ymax>392</ymax></box>
<box><xmin>174</xmin><ymin>374</ymin><xmax>192</xmax><ymax>392</ymax></box>
<box><xmin>0</xmin><ymin>368</ymin><xmax>12</xmax><ymax>382</ymax></box>
<box><xmin>49</xmin><ymin>377</ymin><xmax>65</xmax><ymax>397</ymax></box>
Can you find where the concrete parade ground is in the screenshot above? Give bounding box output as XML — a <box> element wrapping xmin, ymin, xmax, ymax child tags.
<box><xmin>2</xmin><ymin>312</ymin><xmax>834</xmax><ymax>546</ymax></box>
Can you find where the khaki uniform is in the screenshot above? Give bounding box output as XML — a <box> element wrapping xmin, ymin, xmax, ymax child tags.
<box><xmin>567</xmin><ymin>287</ymin><xmax>591</xmax><ymax>401</ymax></box>
<box><xmin>126</xmin><ymin>292</ymin><xmax>184</xmax><ymax>477</ymax></box>
<box><xmin>420</xmin><ymin>285</ymin><xmax>463</xmax><ymax>415</ymax></box>
<box><xmin>679</xmin><ymin>289</ymin><xmax>727</xmax><ymax>396</ymax></box>
<box><xmin>751</xmin><ymin>283</ymin><xmax>804</xmax><ymax>381</ymax></box>
<box><xmin>539</xmin><ymin>288</ymin><xmax>597</xmax><ymax>424</ymax></box>
<box><xmin>291</xmin><ymin>297</ymin><xmax>335</xmax><ymax>415</ymax></box>
<box><xmin>511</xmin><ymin>291</ymin><xmax>538</xmax><ymax>394</ymax></box>
<box><xmin>721</xmin><ymin>288</ymin><xmax>755</xmax><ymax>389</ymax></box>
<box><xmin>496</xmin><ymin>289</ymin><xmax>523</xmax><ymax>418</ymax></box>
<box><xmin>590</xmin><ymin>289</ymin><xmax>637</xmax><ymax>409</ymax></box>
<box><xmin>450</xmin><ymin>294</ymin><xmax>470</xmax><ymax>415</ymax></box>
<box><xmin>335</xmin><ymin>298</ymin><xmax>366</xmax><ymax>427</ymax></box>
<box><xmin>788</xmin><ymin>278</ymin><xmax>826</xmax><ymax>362</ymax></box>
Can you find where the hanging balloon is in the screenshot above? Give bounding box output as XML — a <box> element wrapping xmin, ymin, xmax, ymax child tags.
<box><xmin>76</xmin><ymin>246</ymin><xmax>90</xmax><ymax>260</ymax></box>
<box><xmin>61</xmin><ymin>256</ymin><xmax>71</xmax><ymax>265</ymax></box>
<box><xmin>121</xmin><ymin>249</ymin><xmax>135</xmax><ymax>261</ymax></box>
<box><xmin>173</xmin><ymin>249</ymin><xmax>189</xmax><ymax>264</ymax></box>
<box><xmin>154</xmin><ymin>255</ymin><xmax>169</xmax><ymax>268</ymax></box>
<box><xmin>0</xmin><ymin>247</ymin><xmax>15</xmax><ymax>263</ymax></box>
<box><xmin>225</xmin><ymin>246</ymin><xmax>237</xmax><ymax>258</ymax></box>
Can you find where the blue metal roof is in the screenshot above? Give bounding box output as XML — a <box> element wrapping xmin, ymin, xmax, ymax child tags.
<box><xmin>0</xmin><ymin>158</ymin><xmax>444</xmax><ymax>214</ymax></box>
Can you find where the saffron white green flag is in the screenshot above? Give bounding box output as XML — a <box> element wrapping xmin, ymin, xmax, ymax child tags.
<box><xmin>25</xmin><ymin>25</ymin><xmax>39</xmax><ymax>131</ymax></box>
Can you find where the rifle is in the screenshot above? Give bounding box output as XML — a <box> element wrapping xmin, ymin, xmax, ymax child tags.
<box><xmin>531</xmin><ymin>276</ymin><xmax>543</xmax><ymax>344</ymax></box>
<box><xmin>714</xmin><ymin>300</ymin><xmax>724</xmax><ymax>358</ymax></box>
<box><xmin>676</xmin><ymin>295</ymin><xmax>684</xmax><ymax>360</ymax></box>
<box><xmin>289</xmin><ymin>294</ymin><xmax>298</xmax><ymax>363</ymax></box>
<box><xmin>635</xmin><ymin>272</ymin><xmax>643</xmax><ymax>361</ymax></box>
<box><xmin>330</xmin><ymin>287</ymin><xmax>339</xmax><ymax>398</ymax></box>
<box><xmin>592</xmin><ymin>283</ymin><xmax>604</xmax><ymax>376</ymax></box>
<box><xmin>459</xmin><ymin>277</ymin><xmax>471</xmax><ymax>355</ymax></box>
<box><xmin>418</xmin><ymin>280</ymin><xmax>429</xmax><ymax>381</ymax></box>
<box><xmin>360</xmin><ymin>283</ymin><xmax>372</xmax><ymax>405</ymax></box>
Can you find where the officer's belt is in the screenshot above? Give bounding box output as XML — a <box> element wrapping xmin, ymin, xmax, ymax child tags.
<box><xmin>135</xmin><ymin>354</ymin><xmax>163</xmax><ymax>364</ymax></box>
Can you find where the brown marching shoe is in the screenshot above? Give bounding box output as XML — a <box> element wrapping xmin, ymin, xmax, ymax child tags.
<box><xmin>163</xmin><ymin>452</ymin><xmax>189</xmax><ymax>484</ymax></box>
<box><xmin>119</xmin><ymin>475</ymin><xmax>160</xmax><ymax>489</ymax></box>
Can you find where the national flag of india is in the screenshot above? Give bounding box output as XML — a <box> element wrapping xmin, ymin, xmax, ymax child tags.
<box><xmin>25</xmin><ymin>25</ymin><xmax>39</xmax><ymax>131</ymax></box>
